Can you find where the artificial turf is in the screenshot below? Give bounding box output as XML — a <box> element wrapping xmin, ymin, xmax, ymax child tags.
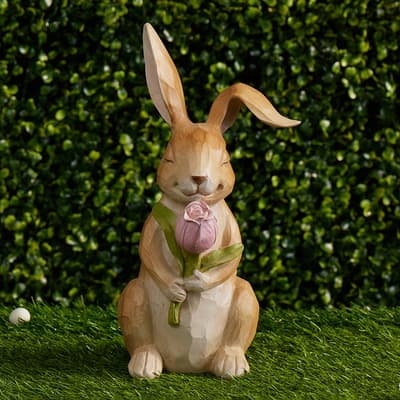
<box><xmin>0</xmin><ymin>303</ymin><xmax>399</xmax><ymax>399</ymax></box>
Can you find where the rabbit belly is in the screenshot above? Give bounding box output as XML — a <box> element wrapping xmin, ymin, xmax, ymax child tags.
<box><xmin>144</xmin><ymin>276</ymin><xmax>235</xmax><ymax>373</ymax></box>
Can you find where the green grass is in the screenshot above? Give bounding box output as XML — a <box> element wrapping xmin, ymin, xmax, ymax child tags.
<box><xmin>1</xmin><ymin>304</ymin><xmax>400</xmax><ymax>400</ymax></box>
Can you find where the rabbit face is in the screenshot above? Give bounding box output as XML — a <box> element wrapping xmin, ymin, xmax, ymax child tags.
<box><xmin>157</xmin><ymin>124</ymin><xmax>235</xmax><ymax>205</ymax></box>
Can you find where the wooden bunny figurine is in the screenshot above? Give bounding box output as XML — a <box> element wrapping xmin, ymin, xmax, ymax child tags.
<box><xmin>118</xmin><ymin>23</ymin><xmax>300</xmax><ymax>379</ymax></box>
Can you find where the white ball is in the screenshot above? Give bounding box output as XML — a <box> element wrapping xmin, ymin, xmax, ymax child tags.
<box><xmin>9</xmin><ymin>307</ymin><xmax>31</xmax><ymax>325</ymax></box>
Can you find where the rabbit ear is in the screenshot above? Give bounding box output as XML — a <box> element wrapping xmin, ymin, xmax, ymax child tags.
<box><xmin>207</xmin><ymin>83</ymin><xmax>301</xmax><ymax>133</ymax></box>
<box><xmin>143</xmin><ymin>23</ymin><xmax>190</xmax><ymax>127</ymax></box>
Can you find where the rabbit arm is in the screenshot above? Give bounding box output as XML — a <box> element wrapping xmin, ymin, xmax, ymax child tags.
<box><xmin>184</xmin><ymin>255</ymin><xmax>240</xmax><ymax>292</ymax></box>
<box><xmin>184</xmin><ymin>214</ymin><xmax>242</xmax><ymax>292</ymax></box>
<box><xmin>139</xmin><ymin>216</ymin><xmax>186</xmax><ymax>303</ymax></box>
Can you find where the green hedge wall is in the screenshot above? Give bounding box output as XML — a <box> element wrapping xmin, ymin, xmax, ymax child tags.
<box><xmin>1</xmin><ymin>0</ymin><xmax>399</xmax><ymax>308</ymax></box>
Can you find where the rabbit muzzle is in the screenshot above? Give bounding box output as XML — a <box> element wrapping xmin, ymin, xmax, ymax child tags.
<box><xmin>180</xmin><ymin>176</ymin><xmax>223</xmax><ymax>198</ymax></box>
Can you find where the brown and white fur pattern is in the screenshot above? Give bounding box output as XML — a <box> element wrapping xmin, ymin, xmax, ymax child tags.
<box><xmin>118</xmin><ymin>23</ymin><xmax>300</xmax><ymax>379</ymax></box>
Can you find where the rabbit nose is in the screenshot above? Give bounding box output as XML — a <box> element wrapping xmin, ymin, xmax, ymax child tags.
<box><xmin>192</xmin><ymin>175</ymin><xmax>207</xmax><ymax>185</ymax></box>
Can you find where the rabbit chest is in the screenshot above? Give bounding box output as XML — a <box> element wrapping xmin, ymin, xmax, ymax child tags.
<box><xmin>143</xmin><ymin>270</ymin><xmax>235</xmax><ymax>372</ymax></box>
<box><xmin>139</xmin><ymin>202</ymin><xmax>241</xmax><ymax>372</ymax></box>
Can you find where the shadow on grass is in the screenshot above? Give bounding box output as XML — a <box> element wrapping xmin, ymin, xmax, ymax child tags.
<box><xmin>1</xmin><ymin>339</ymin><xmax>129</xmax><ymax>378</ymax></box>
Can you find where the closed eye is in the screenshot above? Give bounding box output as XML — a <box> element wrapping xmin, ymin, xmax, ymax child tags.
<box><xmin>221</xmin><ymin>151</ymin><xmax>230</xmax><ymax>166</ymax></box>
<box><xmin>163</xmin><ymin>158</ymin><xmax>174</xmax><ymax>164</ymax></box>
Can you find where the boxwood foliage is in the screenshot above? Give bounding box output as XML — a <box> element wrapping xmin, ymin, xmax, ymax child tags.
<box><xmin>0</xmin><ymin>0</ymin><xmax>399</xmax><ymax>308</ymax></box>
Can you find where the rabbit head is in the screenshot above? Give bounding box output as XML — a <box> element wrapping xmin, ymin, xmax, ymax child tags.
<box><xmin>156</xmin><ymin>122</ymin><xmax>234</xmax><ymax>205</ymax></box>
<box><xmin>143</xmin><ymin>23</ymin><xmax>300</xmax><ymax>206</ymax></box>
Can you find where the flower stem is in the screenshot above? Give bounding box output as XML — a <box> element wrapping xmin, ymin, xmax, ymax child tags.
<box><xmin>168</xmin><ymin>301</ymin><xmax>182</xmax><ymax>326</ymax></box>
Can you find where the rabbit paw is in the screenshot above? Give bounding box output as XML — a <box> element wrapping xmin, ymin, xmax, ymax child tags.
<box><xmin>166</xmin><ymin>280</ymin><xmax>187</xmax><ymax>302</ymax></box>
<box><xmin>184</xmin><ymin>270</ymin><xmax>211</xmax><ymax>292</ymax></box>
<box><xmin>210</xmin><ymin>346</ymin><xmax>250</xmax><ymax>379</ymax></box>
<box><xmin>128</xmin><ymin>345</ymin><xmax>163</xmax><ymax>379</ymax></box>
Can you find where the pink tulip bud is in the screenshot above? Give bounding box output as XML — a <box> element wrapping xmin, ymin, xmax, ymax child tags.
<box><xmin>175</xmin><ymin>201</ymin><xmax>217</xmax><ymax>254</ymax></box>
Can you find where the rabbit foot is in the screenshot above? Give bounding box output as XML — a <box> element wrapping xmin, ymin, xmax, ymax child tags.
<box><xmin>210</xmin><ymin>346</ymin><xmax>250</xmax><ymax>379</ymax></box>
<box><xmin>128</xmin><ymin>345</ymin><xmax>163</xmax><ymax>379</ymax></box>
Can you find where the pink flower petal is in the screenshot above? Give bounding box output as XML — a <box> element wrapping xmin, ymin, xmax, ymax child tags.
<box><xmin>176</xmin><ymin>201</ymin><xmax>218</xmax><ymax>254</ymax></box>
